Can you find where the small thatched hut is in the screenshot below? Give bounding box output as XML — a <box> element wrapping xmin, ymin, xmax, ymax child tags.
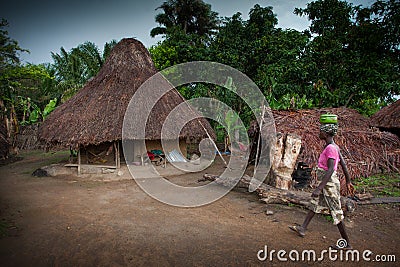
<box><xmin>40</xmin><ymin>38</ymin><xmax>214</xmax><ymax>171</ymax></box>
<box><xmin>370</xmin><ymin>99</ymin><xmax>400</xmax><ymax>137</ymax></box>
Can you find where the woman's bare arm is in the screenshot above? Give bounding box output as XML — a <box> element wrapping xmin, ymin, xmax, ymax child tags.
<box><xmin>339</xmin><ymin>152</ymin><xmax>351</xmax><ymax>184</ymax></box>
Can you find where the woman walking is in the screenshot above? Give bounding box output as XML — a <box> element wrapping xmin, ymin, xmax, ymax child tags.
<box><xmin>290</xmin><ymin>122</ymin><xmax>353</xmax><ymax>250</ymax></box>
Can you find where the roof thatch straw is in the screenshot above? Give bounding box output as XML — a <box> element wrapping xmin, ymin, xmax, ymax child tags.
<box><xmin>370</xmin><ymin>99</ymin><xmax>400</xmax><ymax>132</ymax></box>
<box><xmin>0</xmin><ymin>122</ymin><xmax>9</xmax><ymax>159</ymax></box>
<box><xmin>249</xmin><ymin>107</ymin><xmax>400</xmax><ymax>180</ymax></box>
<box><xmin>40</xmin><ymin>38</ymin><xmax>214</xmax><ymax>149</ymax></box>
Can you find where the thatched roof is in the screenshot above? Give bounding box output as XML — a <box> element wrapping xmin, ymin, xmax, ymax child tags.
<box><xmin>249</xmin><ymin>107</ymin><xmax>400</xmax><ymax>179</ymax></box>
<box><xmin>40</xmin><ymin>38</ymin><xmax>214</xmax><ymax>148</ymax></box>
<box><xmin>370</xmin><ymin>99</ymin><xmax>400</xmax><ymax>130</ymax></box>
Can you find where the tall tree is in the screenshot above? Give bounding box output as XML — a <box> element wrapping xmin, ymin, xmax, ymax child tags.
<box><xmin>295</xmin><ymin>0</ymin><xmax>400</xmax><ymax>112</ymax></box>
<box><xmin>149</xmin><ymin>0</ymin><xmax>219</xmax><ymax>69</ymax></box>
<box><xmin>0</xmin><ymin>18</ymin><xmax>29</xmax><ymax>139</ymax></box>
<box><xmin>150</xmin><ymin>0</ymin><xmax>219</xmax><ymax>39</ymax></box>
<box><xmin>0</xmin><ymin>19</ymin><xmax>27</xmax><ymax>69</ymax></box>
<box><xmin>210</xmin><ymin>5</ymin><xmax>311</xmax><ymax>110</ymax></box>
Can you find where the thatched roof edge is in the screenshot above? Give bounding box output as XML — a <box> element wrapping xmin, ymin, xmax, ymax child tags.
<box><xmin>370</xmin><ymin>100</ymin><xmax>400</xmax><ymax>129</ymax></box>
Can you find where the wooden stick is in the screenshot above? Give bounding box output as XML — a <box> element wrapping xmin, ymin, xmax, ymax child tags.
<box><xmin>253</xmin><ymin>104</ymin><xmax>266</xmax><ymax>174</ymax></box>
<box><xmin>78</xmin><ymin>146</ymin><xmax>81</xmax><ymax>175</ymax></box>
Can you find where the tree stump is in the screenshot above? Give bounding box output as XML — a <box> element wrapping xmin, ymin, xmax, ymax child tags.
<box><xmin>269</xmin><ymin>133</ymin><xmax>302</xmax><ymax>190</ymax></box>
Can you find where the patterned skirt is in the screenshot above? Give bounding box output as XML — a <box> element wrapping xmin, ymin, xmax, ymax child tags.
<box><xmin>309</xmin><ymin>168</ymin><xmax>344</xmax><ymax>225</ymax></box>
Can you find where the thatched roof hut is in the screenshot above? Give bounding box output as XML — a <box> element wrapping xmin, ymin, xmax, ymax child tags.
<box><xmin>249</xmin><ymin>107</ymin><xmax>400</xmax><ymax>181</ymax></box>
<box><xmin>40</xmin><ymin>38</ymin><xmax>213</xmax><ymax>166</ymax></box>
<box><xmin>370</xmin><ymin>100</ymin><xmax>400</xmax><ymax>136</ymax></box>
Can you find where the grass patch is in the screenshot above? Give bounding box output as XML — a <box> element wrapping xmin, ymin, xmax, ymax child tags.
<box><xmin>354</xmin><ymin>173</ymin><xmax>400</xmax><ymax>197</ymax></box>
<box><xmin>17</xmin><ymin>150</ymin><xmax>71</xmax><ymax>175</ymax></box>
<box><xmin>19</xmin><ymin>149</ymin><xmax>70</xmax><ymax>160</ymax></box>
<box><xmin>323</xmin><ymin>214</ymin><xmax>334</xmax><ymax>223</ymax></box>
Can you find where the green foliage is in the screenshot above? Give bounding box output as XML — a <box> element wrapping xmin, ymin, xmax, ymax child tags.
<box><xmin>1</xmin><ymin>18</ymin><xmax>118</xmax><ymax>128</ymax></box>
<box><xmin>51</xmin><ymin>40</ymin><xmax>117</xmax><ymax>102</ymax></box>
<box><xmin>150</xmin><ymin>1</ymin><xmax>399</xmax><ymax>119</ymax></box>
<box><xmin>150</xmin><ymin>26</ymin><xmax>212</xmax><ymax>70</ymax></box>
<box><xmin>42</xmin><ymin>98</ymin><xmax>57</xmax><ymax>119</ymax></box>
<box><xmin>149</xmin><ymin>43</ymin><xmax>179</xmax><ymax>70</ymax></box>
<box><xmin>149</xmin><ymin>0</ymin><xmax>219</xmax><ymax>73</ymax></box>
<box><xmin>28</xmin><ymin>109</ymin><xmax>39</xmax><ymax>124</ymax></box>
<box><xmin>2</xmin><ymin>0</ymin><xmax>399</xmax><ymax>137</ymax></box>
<box><xmin>1</xmin><ymin>63</ymin><xmax>53</xmax><ymax>122</ymax></box>
<box><xmin>323</xmin><ymin>214</ymin><xmax>334</xmax><ymax>223</ymax></box>
<box><xmin>0</xmin><ymin>19</ymin><xmax>28</xmax><ymax>68</ymax></box>
<box><xmin>18</xmin><ymin>97</ymin><xmax>57</xmax><ymax>125</ymax></box>
<box><xmin>150</xmin><ymin>0</ymin><xmax>219</xmax><ymax>38</ymax></box>
<box><xmin>354</xmin><ymin>173</ymin><xmax>400</xmax><ymax>197</ymax></box>
<box><xmin>295</xmin><ymin>0</ymin><xmax>399</xmax><ymax>109</ymax></box>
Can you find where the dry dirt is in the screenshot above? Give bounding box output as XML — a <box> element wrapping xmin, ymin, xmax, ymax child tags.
<box><xmin>0</xmin><ymin>151</ymin><xmax>399</xmax><ymax>267</ymax></box>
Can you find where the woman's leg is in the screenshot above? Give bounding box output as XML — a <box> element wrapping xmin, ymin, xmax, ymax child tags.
<box><xmin>337</xmin><ymin>222</ymin><xmax>352</xmax><ymax>248</ymax></box>
<box><xmin>291</xmin><ymin>210</ymin><xmax>315</xmax><ymax>236</ymax></box>
<box><xmin>301</xmin><ymin>210</ymin><xmax>315</xmax><ymax>230</ymax></box>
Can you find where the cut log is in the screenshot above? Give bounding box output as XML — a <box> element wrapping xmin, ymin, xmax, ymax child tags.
<box><xmin>202</xmin><ymin>174</ymin><xmax>355</xmax><ymax>212</ymax></box>
<box><xmin>203</xmin><ymin>174</ymin><xmax>312</xmax><ymax>206</ymax></box>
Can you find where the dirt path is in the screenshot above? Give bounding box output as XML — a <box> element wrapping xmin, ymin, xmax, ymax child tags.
<box><xmin>0</xmin><ymin>151</ymin><xmax>399</xmax><ymax>266</ymax></box>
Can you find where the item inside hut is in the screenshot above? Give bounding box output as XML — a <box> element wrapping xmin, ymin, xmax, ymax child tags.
<box><xmin>165</xmin><ymin>149</ymin><xmax>187</xmax><ymax>163</ymax></box>
<box><xmin>147</xmin><ymin>151</ymin><xmax>165</xmax><ymax>166</ymax></box>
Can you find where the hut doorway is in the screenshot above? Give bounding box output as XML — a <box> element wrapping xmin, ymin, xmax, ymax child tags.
<box><xmin>66</xmin><ymin>141</ymin><xmax>121</xmax><ymax>175</ymax></box>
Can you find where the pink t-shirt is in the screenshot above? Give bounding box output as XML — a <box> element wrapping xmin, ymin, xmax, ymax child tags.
<box><xmin>318</xmin><ymin>144</ymin><xmax>340</xmax><ymax>171</ymax></box>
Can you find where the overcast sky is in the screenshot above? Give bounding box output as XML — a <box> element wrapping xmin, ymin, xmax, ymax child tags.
<box><xmin>3</xmin><ymin>0</ymin><xmax>373</xmax><ymax>64</ymax></box>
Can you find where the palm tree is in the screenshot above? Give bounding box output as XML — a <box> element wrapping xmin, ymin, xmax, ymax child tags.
<box><xmin>150</xmin><ymin>0</ymin><xmax>219</xmax><ymax>38</ymax></box>
<box><xmin>51</xmin><ymin>40</ymin><xmax>117</xmax><ymax>101</ymax></box>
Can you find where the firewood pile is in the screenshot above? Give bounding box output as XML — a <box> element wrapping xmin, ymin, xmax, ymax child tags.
<box><xmin>248</xmin><ymin>107</ymin><xmax>400</xmax><ymax>185</ymax></box>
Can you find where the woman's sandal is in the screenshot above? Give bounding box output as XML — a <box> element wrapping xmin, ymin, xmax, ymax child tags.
<box><xmin>329</xmin><ymin>245</ymin><xmax>353</xmax><ymax>250</ymax></box>
<box><xmin>289</xmin><ymin>225</ymin><xmax>305</xmax><ymax>237</ymax></box>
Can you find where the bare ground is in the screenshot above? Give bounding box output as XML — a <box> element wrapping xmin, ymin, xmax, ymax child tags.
<box><xmin>0</xmin><ymin>151</ymin><xmax>399</xmax><ymax>267</ymax></box>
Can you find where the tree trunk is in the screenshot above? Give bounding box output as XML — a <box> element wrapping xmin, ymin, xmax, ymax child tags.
<box><xmin>269</xmin><ymin>133</ymin><xmax>302</xmax><ymax>190</ymax></box>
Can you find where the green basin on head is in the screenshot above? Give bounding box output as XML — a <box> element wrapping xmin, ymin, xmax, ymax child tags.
<box><xmin>320</xmin><ymin>114</ymin><xmax>338</xmax><ymax>124</ymax></box>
